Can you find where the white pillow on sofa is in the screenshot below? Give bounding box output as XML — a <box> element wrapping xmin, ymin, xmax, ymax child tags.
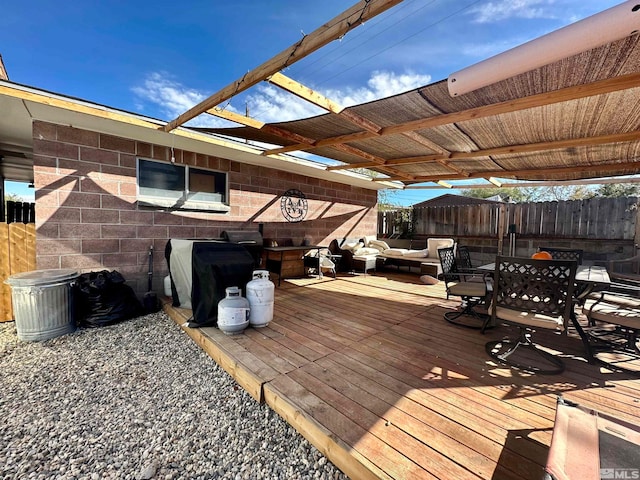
<box><xmin>342</xmin><ymin>241</ymin><xmax>363</xmax><ymax>252</ymax></box>
<box><xmin>427</xmin><ymin>238</ymin><xmax>454</xmax><ymax>255</ymax></box>
<box><xmin>404</xmin><ymin>248</ymin><xmax>429</xmax><ymax>258</ymax></box>
<box><xmin>362</xmin><ymin>235</ymin><xmax>377</xmax><ymax>247</ymax></box>
<box><xmin>369</xmin><ymin>239</ymin><xmax>390</xmax><ymax>251</ymax></box>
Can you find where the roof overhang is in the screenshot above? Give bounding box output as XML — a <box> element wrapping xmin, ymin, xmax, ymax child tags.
<box><xmin>0</xmin><ymin>81</ymin><xmax>395</xmax><ymax>190</ymax></box>
<box><xmin>195</xmin><ymin>2</ymin><xmax>640</xmax><ymax>188</ymax></box>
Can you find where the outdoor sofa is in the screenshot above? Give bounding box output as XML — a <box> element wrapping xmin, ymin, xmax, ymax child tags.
<box><xmin>329</xmin><ymin>236</ymin><xmax>455</xmax><ymax>276</ymax></box>
<box><xmin>376</xmin><ymin>237</ymin><xmax>455</xmax><ymax>276</ymax></box>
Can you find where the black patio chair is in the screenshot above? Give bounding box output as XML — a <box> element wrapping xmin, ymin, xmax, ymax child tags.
<box><xmin>581</xmin><ymin>290</ymin><xmax>640</xmax><ymax>375</ymax></box>
<box><xmin>538</xmin><ymin>246</ymin><xmax>584</xmax><ymax>264</ymax></box>
<box><xmin>485</xmin><ymin>256</ymin><xmax>577</xmax><ymax>374</ymax></box>
<box><xmin>457</xmin><ymin>245</ymin><xmax>489</xmax><ymax>283</ymax></box>
<box><xmin>437</xmin><ymin>246</ymin><xmax>490</xmax><ymax>329</ymax></box>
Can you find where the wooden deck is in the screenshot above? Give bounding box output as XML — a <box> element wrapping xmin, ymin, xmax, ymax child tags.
<box><xmin>164</xmin><ymin>272</ymin><xmax>640</xmax><ymax>480</ymax></box>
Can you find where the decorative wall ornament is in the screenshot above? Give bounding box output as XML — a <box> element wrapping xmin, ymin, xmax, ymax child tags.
<box><xmin>280</xmin><ymin>189</ymin><xmax>308</xmax><ymax>222</ymax></box>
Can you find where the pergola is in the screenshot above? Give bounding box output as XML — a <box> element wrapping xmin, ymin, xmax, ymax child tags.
<box><xmin>163</xmin><ymin>0</ymin><xmax>640</xmax><ymax>191</ymax></box>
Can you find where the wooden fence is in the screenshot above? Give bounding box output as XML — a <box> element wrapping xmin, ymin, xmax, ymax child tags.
<box><xmin>0</xmin><ymin>223</ymin><xmax>36</xmax><ymax>322</ymax></box>
<box><xmin>379</xmin><ymin>197</ymin><xmax>640</xmax><ymax>241</ymax></box>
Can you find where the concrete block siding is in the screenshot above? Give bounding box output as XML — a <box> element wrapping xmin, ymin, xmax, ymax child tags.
<box><xmin>32</xmin><ymin>121</ymin><xmax>378</xmax><ymax>296</ymax></box>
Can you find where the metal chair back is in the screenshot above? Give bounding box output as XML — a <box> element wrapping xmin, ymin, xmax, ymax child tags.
<box><xmin>437</xmin><ymin>246</ymin><xmax>460</xmax><ymax>285</ymax></box>
<box><xmin>492</xmin><ymin>256</ymin><xmax>577</xmax><ymax>322</ymax></box>
<box><xmin>457</xmin><ymin>245</ymin><xmax>473</xmax><ymax>270</ymax></box>
<box><xmin>538</xmin><ymin>246</ymin><xmax>584</xmax><ymax>265</ymax></box>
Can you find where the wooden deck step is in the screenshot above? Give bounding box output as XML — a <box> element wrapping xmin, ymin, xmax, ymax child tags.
<box><xmin>163</xmin><ymin>272</ymin><xmax>640</xmax><ymax>479</ymax></box>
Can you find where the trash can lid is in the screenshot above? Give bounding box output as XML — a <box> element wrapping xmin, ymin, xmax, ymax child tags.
<box><xmin>5</xmin><ymin>268</ymin><xmax>79</xmax><ymax>287</ymax></box>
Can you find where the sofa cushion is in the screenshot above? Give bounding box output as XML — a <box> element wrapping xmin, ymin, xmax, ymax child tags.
<box><xmin>427</xmin><ymin>238</ymin><xmax>455</xmax><ymax>256</ymax></box>
<box><xmin>342</xmin><ymin>241</ymin><xmax>363</xmax><ymax>252</ymax></box>
<box><xmin>369</xmin><ymin>239</ymin><xmax>390</xmax><ymax>251</ymax></box>
<box><xmin>362</xmin><ymin>235</ymin><xmax>377</xmax><ymax>247</ymax></box>
<box><xmin>383</xmin><ymin>248</ymin><xmax>407</xmax><ymax>257</ymax></box>
<box><xmin>353</xmin><ymin>247</ymin><xmax>380</xmax><ymax>256</ymax></box>
<box><xmin>404</xmin><ymin>248</ymin><xmax>429</xmax><ymax>258</ymax></box>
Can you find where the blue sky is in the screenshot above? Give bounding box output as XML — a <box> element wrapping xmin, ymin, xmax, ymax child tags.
<box><xmin>1</xmin><ymin>0</ymin><xmax>621</xmax><ymax>205</ymax></box>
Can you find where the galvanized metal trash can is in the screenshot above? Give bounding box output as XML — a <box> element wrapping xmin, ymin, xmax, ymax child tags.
<box><xmin>5</xmin><ymin>269</ymin><xmax>79</xmax><ymax>341</ymax></box>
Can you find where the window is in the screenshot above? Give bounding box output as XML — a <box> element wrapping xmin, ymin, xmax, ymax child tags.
<box><xmin>137</xmin><ymin>158</ymin><xmax>229</xmax><ymax>212</ymax></box>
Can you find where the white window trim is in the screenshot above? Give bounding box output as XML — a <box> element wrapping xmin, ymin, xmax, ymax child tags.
<box><xmin>136</xmin><ymin>158</ymin><xmax>230</xmax><ymax>213</ymax></box>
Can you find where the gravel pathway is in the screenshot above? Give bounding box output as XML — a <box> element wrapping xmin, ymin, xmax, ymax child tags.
<box><xmin>0</xmin><ymin>313</ymin><xmax>348</xmax><ymax>480</ymax></box>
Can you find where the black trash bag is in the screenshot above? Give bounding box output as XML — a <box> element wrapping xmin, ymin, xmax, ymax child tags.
<box><xmin>75</xmin><ymin>270</ymin><xmax>144</xmax><ymax>327</ymax></box>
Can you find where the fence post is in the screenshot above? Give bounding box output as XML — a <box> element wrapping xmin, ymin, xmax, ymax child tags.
<box><xmin>497</xmin><ymin>204</ymin><xmax>506</xmax><ymax>255</ymax></box>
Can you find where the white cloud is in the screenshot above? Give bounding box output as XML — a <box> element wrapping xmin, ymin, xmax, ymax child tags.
<box><xmin>131</xmin><ymin>72</ymin><xmax>236</xmax><ymax>127</ymax></box>
<box><xmin>133</xmin><ymin>70</ymin><xmax>432</xmax><ymax>126</ymax></box>
<box><xmin>247</xmin><ymin>70</ymin><xmax>431</xmax><ymax>121</ymax></box>
<box><xmin>330</xmin><ymin>70</ymin><xmax>432</xmax><ymax>107</ymax></box>
<box><xmin>246</xmin><ymin>84</ymin><xmax>324</xmax><ymax>123</ymax></box>
<box><xmin>469</xmin><ymin>0</ymin><xmax>556</xmax><ymax>24</ymax></box>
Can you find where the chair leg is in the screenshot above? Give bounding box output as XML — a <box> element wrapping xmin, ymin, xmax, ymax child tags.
<box><xmin>443</xmin><ymin>297</ymin><xmax>491</xmax><ymax>330</ymax></box>
<box><xmin>485</xmin><ymin>328</ymin><xmax>565</xmax><ymax>375</ymax></box>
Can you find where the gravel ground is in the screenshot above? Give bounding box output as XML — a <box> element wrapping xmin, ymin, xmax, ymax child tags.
<box><xmin>0</xmin><ymin>313</ymin><xmax>348</xmax><ymax>480</ymax></box>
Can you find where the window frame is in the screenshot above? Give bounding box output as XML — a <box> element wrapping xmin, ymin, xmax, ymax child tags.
<box><xmin>136</xmin><ymin>157</ymin><xmax>230</xmax><ymax>213</ymax></box>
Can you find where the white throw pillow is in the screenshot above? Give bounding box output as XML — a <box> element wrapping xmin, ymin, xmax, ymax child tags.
<box><xmin>343</xmin><ymin>241</ymin><xmax>363</xmax><ymax>252</ymax></box>
<box><xmin>362</xmin><ymin>235</ymin><xmax>377</xmax><ymax>247</ymax></box>
<box><xmin>370</xmin><ymin>239</ymin><xmax>390</xmax><ymax>251</ymax></box>
<box><xmin>427</xmin><ymin>238</ymin><xmax>454</xmax><ymax>254</ymax></box>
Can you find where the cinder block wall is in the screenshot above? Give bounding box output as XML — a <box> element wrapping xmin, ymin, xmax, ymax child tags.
<box><xmin>32</xmin><ymin>121</ymin><xmax>377</xmax><ymax>296</ymax></box>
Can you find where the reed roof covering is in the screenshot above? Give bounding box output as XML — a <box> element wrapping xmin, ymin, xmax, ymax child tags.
<box><xmin>203</xmin><ymin>35</ymin><xmax>640</xmax><ymax>186</ymax></box>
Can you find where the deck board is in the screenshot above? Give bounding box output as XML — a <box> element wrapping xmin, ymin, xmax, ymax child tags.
<box><xmin>164</xmin><ymin>272</ymin><xmax>640</xmax><ymax>479</ymax></box>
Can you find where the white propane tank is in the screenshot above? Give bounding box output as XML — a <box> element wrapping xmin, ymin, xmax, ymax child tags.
<box><xmin>246</xmin><ymin>270</ymin><xmax>274</xmax><ymax>328</ymax></box>
<box><xmin>163</xmin><ymin>275</ymin><xmax>172</xmax><ymax>297</ymax></box>
<box><xmin>217</xmin><ymin>287</ymin><xmax>250</xmax><ymax>335</ymax></box>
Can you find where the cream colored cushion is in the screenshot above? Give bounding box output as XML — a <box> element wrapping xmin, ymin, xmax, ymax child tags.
<box><xmin>449</xmin><ymin>282</ymin><xmax>486</xmax><ymax>298</ymax></box>
<box><xmin>320</xmin><ymin>256</ymin><xmax>335</xmax><ymax>269</ymax></box>
<box><xmin>362</xmin><ymin>235</ymin><xmax>377</xmax><ymax>247</ymax></box>
<box><xmin>342</xmin><ymin>241</ymin><xmax>363</xmax><ymax>252</ymax></box>
<box><xmin>383</xmin><ymin>248</ymin><xmax>407</xmax><ymax>257</ymax></box>
<box><xmin>353</xmin><ymin>247</ymin><xmax>380</xmax><ymax>256</ymax></box>
<box><xmin>495</xmin><ymin>306</ymin><xmax>565</xmax><ymax>331</ymax></box>
<box><xmin>583</xmin><ymin>300</ymin><xmax>640</xmax><ymax>330</ymax></box>
<box><xmin>404</xmin><ymin>248</ymin><xmax>428</xmax><ymax>258</ymax></box>
<box><xmin>427</xmin><ymin>238</ymin><xmax>455</xmax><ymax>256</ymax></box>
<box><xmin>370</xmin><ymin>239</ymin><xmax>390</xmax><ymax>251</ymax></box>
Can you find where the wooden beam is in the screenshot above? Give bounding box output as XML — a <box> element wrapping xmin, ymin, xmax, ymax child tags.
<box><xmin>379</xmin><ymin>159</ymin><xmax>640</xmax><ymax>182</ymax></box>
<box><xmin>162</xmin><ymin>0</ymin><xmax>403</xmax><ymax>132</ymax></box>
<box><xmin>383</xmin><ymin>72</ymin><xmax>640</xmax><ymax>135</ymax></box>
<box><xmin>326</xmin><ymin>129</ymin><xmax>640</xmax><ymax>169</ymax></box>
<box><xmin>401</xmin><ymin>131</ymin><xmax>449</xmax><ymax>154</ymax></box>
<box><xmin>331</xmin><ymin>144</ymin><xmax>415</xmax><ymax>180</ymax></box>
<box><xmin>263</xmin><ymin>71</ymin><xmax>640</xmax><ymax>155</ymax></box>
<box><xmin>404</xmin><ymin>176</ymin><xmax>640</xmax><ymax>189</ymax></box>
<box><xmin>267</xmin><ymin>72</ymin><xmax>344</xmax><ymax>114</ymax></box>
<box><xmin>206</xmin><ymin>107</ymin><xmax>265</xmax><ymax>129</ymax></box>
<box><xmin>212</xmin><ymin>72</ymin><xmax>414</xmax><ymax>179</ymax></box>
<box><xmin>0</xmin><ymin>54</ymin><xmax>8</xmax><ymax>81</ymax></box>
<box><xmin>266</xmin><ymin>72</ymin><xmax>382</xmax><ymax>134</ymax></box>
